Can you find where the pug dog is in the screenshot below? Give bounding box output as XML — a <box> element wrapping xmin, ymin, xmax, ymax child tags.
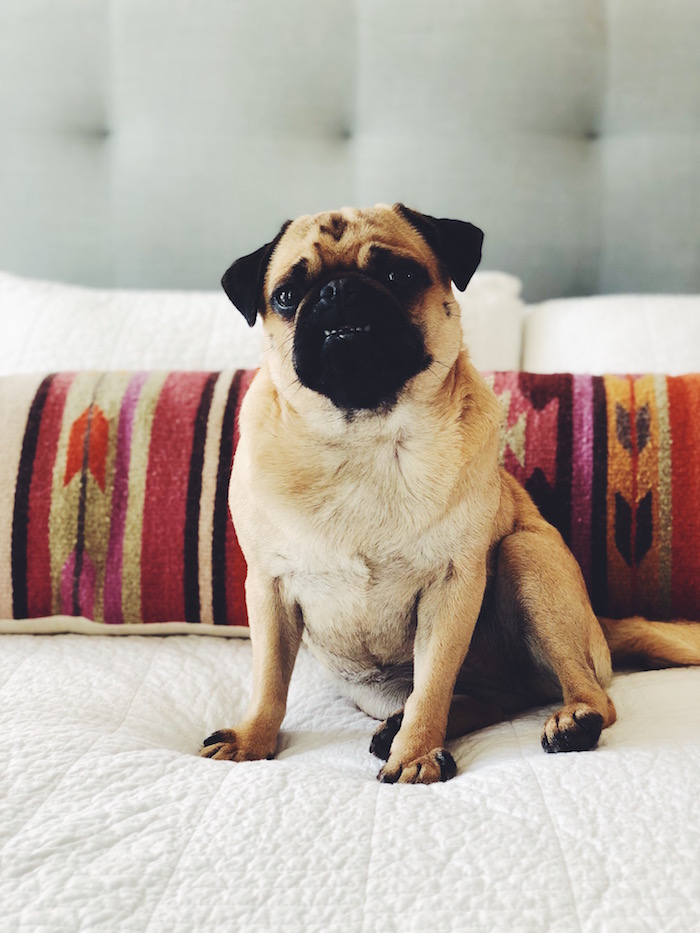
<box><xmin>200</xmin><ymin>204</ymin><xmax>700</xmax><ymax>783</ymax></box>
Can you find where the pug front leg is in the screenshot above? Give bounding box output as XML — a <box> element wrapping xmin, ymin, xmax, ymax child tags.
<box><xmin>199</xmin><ymin>572</ymin><xmax>302</xmax><ymax>762</ymax></box>
<box><xmin>377</xmin><ymin>558</ymin><xmax>487</xmax><ymax>784</ymax></box>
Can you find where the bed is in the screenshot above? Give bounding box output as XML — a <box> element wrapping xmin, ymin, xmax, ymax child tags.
<box><xmin>3</xmin><ymin>635</ymin><xmax>700</xmax><ymax>930</ymax></box>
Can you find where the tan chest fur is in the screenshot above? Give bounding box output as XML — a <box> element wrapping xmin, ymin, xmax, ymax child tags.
<box><xmin>230</xmin><ymin>353</ymin><xmax>502</xmax><ymax>695</ymax></box>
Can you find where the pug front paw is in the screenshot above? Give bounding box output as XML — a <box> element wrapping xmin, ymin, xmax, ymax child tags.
<box><xmin>198</xmin><ymin>727</ymin><xmax>276</xmax><ymax>762</ymax></box>
<box><xmin>377</xmin><ymin>747</ymin><xmax>457</xmax><ymax>784</ymax></box>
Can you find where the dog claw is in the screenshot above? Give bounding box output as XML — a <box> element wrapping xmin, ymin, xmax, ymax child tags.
<box><xmin>434</xmin><ymin>749</ymin><xmax>457</xmax><ymax>781</ymax></box>
<box><xmin>202</xmin><ymin>730</ymin><xmax>229</xmax><ymax>747</ymax></box>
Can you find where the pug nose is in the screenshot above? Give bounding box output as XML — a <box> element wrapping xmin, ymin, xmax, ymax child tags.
<box><xmin>320</xmin><ymin>278</ymin><xmax>357</xmax><ymax>304</ymax></box>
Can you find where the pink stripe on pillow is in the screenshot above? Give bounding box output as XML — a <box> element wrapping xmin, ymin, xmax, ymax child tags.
<box><xmin>61</xmin><ymin>551</ymin><xmax>96</xmax><ymax>620</ymax></box>
<box><xmin>571</xmin><ymin>375</ymin><xmax>594</xmax><ymax>588</ymax></box>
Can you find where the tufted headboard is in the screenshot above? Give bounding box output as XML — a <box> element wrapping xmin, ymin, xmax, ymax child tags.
<box><xmin>1</xmin><ymin>1</ymin><xmax>698</xmax><ymax>301</ymax></box>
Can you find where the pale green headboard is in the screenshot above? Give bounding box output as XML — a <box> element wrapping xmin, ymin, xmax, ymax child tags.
<box><xmin>0</xmin><ymin>0</ymin><xmax>698</xmax><ymax>301</ymax></box>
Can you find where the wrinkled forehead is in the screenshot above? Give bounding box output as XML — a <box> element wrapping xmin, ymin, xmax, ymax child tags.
<box><xmin>266</xmin><ymin>206</ymin><xmax>437</xmax><ymax>286</ymax></box>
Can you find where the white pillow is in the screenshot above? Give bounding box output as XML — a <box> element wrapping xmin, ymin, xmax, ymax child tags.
<box><xmin>455</xmin><ymin>271</ymin><xmax>524</xmax><ymax>371</ymax></box>
<box><xmin>0</xmin><ymin>268</ymin><xmax>525</xmax><ymax>375</ymax></box>
<box><xmin>523</xmin><ymin>294</ymin><xmax>700</xmax><ymax>375</ymax></box>
<box><xmin>0</xmin><ymin>271</ymin><xmax>263</xmax><ymax>374</ymax></box>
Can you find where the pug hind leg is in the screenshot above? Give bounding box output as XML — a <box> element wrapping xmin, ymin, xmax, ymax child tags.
<box><xmin>496</xmin><ymin>525</ymin><xmax>616</xmax><ymax>754</ymax></box>
<box><xmin>369</xmin><ymin>710</ymin><xmax>404</xmax><ymax>760</ymax></box>
<box><xmin>445</xmin><ymin>695</ymin><xmax>507</xmax><ymax>739</ymax></box>
<box><xmin>369</xmin><ymin>694</ymin><xmax>505</xmax><ymax>763</ymax></box>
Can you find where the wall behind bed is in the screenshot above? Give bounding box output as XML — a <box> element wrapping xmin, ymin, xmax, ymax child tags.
<box><xmin>0</xmin><ymin>0</ymin><xmax>698</xmax><ymax>301</ymax></box>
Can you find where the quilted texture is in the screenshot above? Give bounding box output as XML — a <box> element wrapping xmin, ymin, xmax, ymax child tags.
<box><xmin>1</xmin><ymin>634</ymin><xmax>700</xmax><ymax>931</ymax></box>
<box><xmin>2</xmin><ymin>369</ymin><xmax>700</xmax><ymax>632</ymax></box>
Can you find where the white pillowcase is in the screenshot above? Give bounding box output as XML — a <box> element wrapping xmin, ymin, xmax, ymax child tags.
<box><xmin>523</xmin><ymin>294</ymin><xmax>700</xmax><ymax>375</ymax></box>
<box><xmin>0</xmin><ymin>269</ymin><xmax>525</xmax><ymax>375</ymax></box>
<box><xmin>454</xmin><ymin>271</ymin><xmax>524</xmax><ymax>371</ymax></box>
<box><xmin>0</xmin><ymin>271</ymin><xmax>263</xmax><ymax>374</ymax></box>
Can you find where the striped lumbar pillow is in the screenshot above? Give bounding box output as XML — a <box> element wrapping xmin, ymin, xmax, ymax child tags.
<box><xmin>1</xmin><ymin>370</ymin><xmax>699</xmax><ymax>634</ymax></box>
<box><xmin>1</xmin><ymin>371</ymin><xmax>254</xmax><ymax>634</ymax></box>
<box><xmin>484</xmin><ymin>372</ymin><xmax>700</xmax><ymax>621</ymax></box>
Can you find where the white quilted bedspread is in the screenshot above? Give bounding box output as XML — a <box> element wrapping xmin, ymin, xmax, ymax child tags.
<box><xmin>2</xmin><ymin>634</ymin><xmax>700</xmax><ymax>932</ymax></box>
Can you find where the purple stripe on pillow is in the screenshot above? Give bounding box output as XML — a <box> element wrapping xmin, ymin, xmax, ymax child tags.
<box><xmin>571</xmin><ymin>375</ymin><xmax>594</xmax><ymax>589</ymax></box>
<box><xmin>61</xmin><ymin>550</ymin><xmax>96</xmax><ymax>620</ymax></box>
<box><xmin>591</xmin><ymin>376</ymin><xmax>608</xmax><ymax>614</ymax></box>
<box><xmin>103</xmin><ymin>373</ymin><xmax>148</xmax><ymax>623</ymax></box>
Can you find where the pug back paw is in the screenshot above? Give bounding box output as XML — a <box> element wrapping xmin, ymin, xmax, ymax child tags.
<box><xmin>541</xmin><ymin>704</ymin><xmax>604</xmax><ymax>753</ymax></box>
<box><xmin>369</xmin><ymin>711</ymin><xmax>404</xmax><ymax>761</ymax></box>
<box><xmin>198</xmin><ymin>727</ymin><xmax>276</xmax><ymax>762</ymax></box>
<box><xmin>377</xmin><ymin>747</ymin><xmax>457</xmax><ymax>784</ymax></box>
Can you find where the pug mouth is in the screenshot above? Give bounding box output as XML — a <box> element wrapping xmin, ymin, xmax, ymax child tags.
<box><xmin>323</xmin><ymin>324</ymin><xmax>373</xmax><ymax>339</ymax></box>
<box><xmin>292</xmin><ymin>275</ymin><xmax>431</xmax><ymax>412</ymax></box>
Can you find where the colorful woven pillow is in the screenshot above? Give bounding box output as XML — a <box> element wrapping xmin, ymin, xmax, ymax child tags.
<box><xmin>0</xmin><ymin>371</ymin><xmax>254</xmax><ymax>635</ymax></box>
<box><xmin>486</xmin><ymin>373</ymin><xmax>700</xmax><ymax>621</ymax></box>
<box><xmin>1</xmin><ymin>370</ymin><xmax>699</xmax><ymax>634</ymax></box>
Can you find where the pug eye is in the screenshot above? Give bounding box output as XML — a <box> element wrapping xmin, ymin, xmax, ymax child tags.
<box><xmin>272</xmin><ymin>285</ymin><xmax>299</xmax><ymax>316</ymax></box>
<box><xmin>387</xmin><ymin>268</ymin><xmax>413</xmax><ymax>285</ymax></box>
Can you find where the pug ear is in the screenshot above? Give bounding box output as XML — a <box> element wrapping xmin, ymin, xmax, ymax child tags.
<box><xmin>394</xmin><ymin>204</ymin><xmax>484</xmax><ymax>292</ymax></box>
<box><xmin>221</xmin><ymin>220</ymin><xmax>292</xmax><ymax>327</ymax></box>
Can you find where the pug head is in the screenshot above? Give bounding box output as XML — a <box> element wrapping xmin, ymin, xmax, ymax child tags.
<box><xmin>221</xmin><ymin>204</ymin><xmax>483</xmax><ymax>412</ymax></box>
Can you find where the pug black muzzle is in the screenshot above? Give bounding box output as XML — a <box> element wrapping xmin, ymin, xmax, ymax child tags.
<box><xmin>293</xmin><ymin>273</ymin><xmax>431</xmax><ymax>411</ymax></box>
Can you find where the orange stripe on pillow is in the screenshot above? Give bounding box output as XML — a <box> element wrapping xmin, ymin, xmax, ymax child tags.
<box><xmin>653</xmin><ymin>375</ymin><xmax>672</xmax><ymax>617</ymax></box>
<box><xmin>604</xmin><ymin>375</ymin><xmax>635</xmax><ymax>618</ymax></box>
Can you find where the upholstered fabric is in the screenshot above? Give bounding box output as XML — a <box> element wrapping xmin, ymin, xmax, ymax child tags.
<box><xmin>1</xmin><ymin>1</ymin><xmax>699</xmax><ymax>300</ymax></box>
<box><xmin>2</xmin><ymin>369</ymin><xmax>700</xmax><ymax>633</ymax></box>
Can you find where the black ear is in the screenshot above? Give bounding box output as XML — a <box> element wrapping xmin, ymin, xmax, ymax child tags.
<box><xmin>221</xmin><ymin>221</ymin><xmax>292</xmax><ymax>327</ymax></box>
<box><xmin>394</xmin><ymin>204</ymin><xmax>484</xmax><ymax>292</ymax></box>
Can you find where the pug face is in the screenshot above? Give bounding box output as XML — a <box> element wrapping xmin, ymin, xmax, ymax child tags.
<box><xmin>222</xmin><ymin>203</ymin><xmax>484</xmax><ymax>412</ymax></box>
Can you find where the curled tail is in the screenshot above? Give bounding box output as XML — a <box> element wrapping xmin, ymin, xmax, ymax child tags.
<box><xmin>599</xmin><ymin>617</ymin><xmax>700</xmax><ymax>669</ymax></box>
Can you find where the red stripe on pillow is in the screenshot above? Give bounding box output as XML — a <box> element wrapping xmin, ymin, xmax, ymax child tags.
<box><xmin>669</xmin><ymin>375</ymin><xmax>700</xmax><ymax>617</ymax></box>
<box><xmin>141</xmin><ymin>372</ymin><xmax>215</xmax><ymax>623</ymax></box>
<box><xmin>26</xmin><ymin>374</ymin><xmax>76</xmax><ymax>617</ymax></box>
